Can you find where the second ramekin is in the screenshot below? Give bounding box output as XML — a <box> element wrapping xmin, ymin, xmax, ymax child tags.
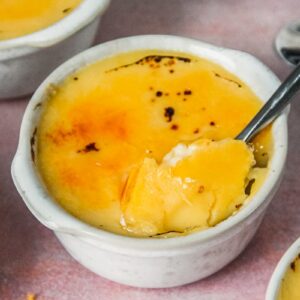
<box><xmin>266</xmin><ymin>237</ymin><xmax>300</xmax><ymax>300</ymax></box>
<box><xmin>0</xmin><ymin>0</ymin><xmax>110</xmax><ymax>99</ymax></box>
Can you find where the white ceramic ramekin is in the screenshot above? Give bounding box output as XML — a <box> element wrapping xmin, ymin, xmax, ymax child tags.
<box><xmin>0</xmin><ymin>0</ymin><xmax>110</xmax><ymax>99</ymax></box>
<box><xmin>266</xmin><ymin>237</ymin><xmax>300</xmax><ymax>300</ymax></box>
<box><xmin>11</xmin><ymin>35</ymin><xmax>288</xmax><ymax>288</ymax></box>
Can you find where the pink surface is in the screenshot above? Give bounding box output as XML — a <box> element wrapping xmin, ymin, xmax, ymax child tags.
<box><xmin>1</xmin><ymin>1</ymin><xmax>300</xmax><ymax>299</ymax></box>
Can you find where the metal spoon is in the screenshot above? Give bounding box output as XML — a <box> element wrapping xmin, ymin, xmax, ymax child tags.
<box><xmin>236</xmin><ymin>63</ymin><xmax>300</xmax><ymax>142</ymax></box>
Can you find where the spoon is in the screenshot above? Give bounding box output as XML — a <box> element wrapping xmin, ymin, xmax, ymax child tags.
<box><xmin>236</xmin><ymin>63</ymin><xmax>300</xmax><ymax>142</ymax></box>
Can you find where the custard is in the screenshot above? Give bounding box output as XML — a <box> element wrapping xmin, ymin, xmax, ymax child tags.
<box><xmin>0</xmin><ymin>0</ymin><xmax>82</xmax><ymax>40</ymax></box>
<box><xmin>278</xmin><ymin>253</ymin><xmax>300</xmax><ymax>300</ymax></box>
<box><xmin>36</xmin><ymin>50</ymin><xmax>272</xmax><ymax>237</ymax></box>
<box><xmin>122</xmin><ymin>138</ymin><xmax>255</xmax><ymax>236</ymax></box>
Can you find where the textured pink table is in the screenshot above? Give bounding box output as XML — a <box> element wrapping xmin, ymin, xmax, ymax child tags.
<box><xmin>1</xmin><ymin>1</ymin><xmax>300</xmax><ymax>299</ymax></box>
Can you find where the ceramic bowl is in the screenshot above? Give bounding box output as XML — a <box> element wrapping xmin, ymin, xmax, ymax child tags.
<box><xmin>266</xmin><ymin>237</ymin><xmax>300</xmax><ymax>300</ymax></box>
<box><xmin>11</xmin><ymin>35</ymin><xmax>288</xmax><ymax>288</ymax></box>
<box><xmin>0</xmin><ymin>0</ymin><xmax>110</xmax><ymax>99</ymax></box>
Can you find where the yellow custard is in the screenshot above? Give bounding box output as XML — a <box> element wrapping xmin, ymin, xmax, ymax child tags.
<box><xmin>121</xmin><ymin>138</ymin><xmax>255</xmax><ymax>236</ymax></box>
<box><xmin>36</xmin><ymin>50</ymin><xmax>272</xmax><ymax>237</ymax></box>
<box><xmin>278</xmin><ymin>254</ymin><xmax>300</xmax><ymax>300</ymax></box>
<box><xmin>0</xmin><ymin>0</ymin><xmax>82</xmax><ymax>40</ymax></box>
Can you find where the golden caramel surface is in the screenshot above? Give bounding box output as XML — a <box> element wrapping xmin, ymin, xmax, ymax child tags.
<box><xmin>36</xmin><ymin>50</ymin><xmax>272</xmax><ymax>237</ymax></box>
<box><xmin>0</xmin><ymin>0</ymin><xmax>81</xmax><ymax>40</ymax></box>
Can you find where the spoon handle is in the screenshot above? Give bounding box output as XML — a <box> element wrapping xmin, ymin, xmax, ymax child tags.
<box><xmin>236</xmin><ymin>64</ymin><xmax>300</xmax><ymax>142</ymax></box>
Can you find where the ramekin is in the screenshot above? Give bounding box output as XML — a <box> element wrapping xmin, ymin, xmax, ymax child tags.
<box><xmin>266</xmin><ymin>237</ymin><xmax>300</xmax><ymax>300</ymax></box>
<box><xmin>0</xmin><ymin>0</ymin><xmax>110</xmax><ymax>99</ymax></box>
<box><xmin>11</xmin><ymin>35</ymin><xmax>288</xmax><ymax>288</ymax></box>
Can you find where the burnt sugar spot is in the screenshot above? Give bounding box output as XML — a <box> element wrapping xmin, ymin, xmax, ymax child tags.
<box><xmin>62</xmin><ymin>7</ymin><xmax>72</xmax><ymax>13</ymax></box>
<box><xmin>214</xmin><ymin>72</ymin><xmax>242</xmax><ymax>88</ymax></box>
<box><xmin>106</xmin><ymin>55</ymin><xmax>193</xmax><ymax>73</ymax></box>
<box><xmin>184</xmin><ymin>89</ymin><xmax>192</xmax><ymax>95</ymax></box>
<box><xmin>290</xmin><ymin>261</ymin><xmax>296</xmax><ymax>271</ymax></box>
<box><xmin>154</xmin><ymin>56</ymin><xmax>162</xmax><ymax>63</ymax></box>
<box><xmin>156</xmin><ymin>91</ymin><xmax>163</xmax><ymax>97</ymax></box>
<box><xmin>30</xmin><ymin>127</ymin><xmax>37</xmax><ymax>162</ymax></box>
<box><xmin>77</xmin><ymin>142</ymin><xmax>100</xmax><ymax>154</ymax></box>
<box><xmin>164</xmin><ymin>107</ymin><xmax>175</xmax><ymax>122</ymax></box>
<box><xmin>245</xmin><ymin>178</ymin><xmax>256</xmax><ymax>195</ymax></box>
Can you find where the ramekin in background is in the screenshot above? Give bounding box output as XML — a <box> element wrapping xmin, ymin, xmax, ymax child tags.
<box><xmin>11</xmin><ymin>35</ymin><xmax>288</xmax><ymax>288</ymax></box>
<box><xmin>0</xmin><ymin>0</ymin><xmax>110</xmax><ymax>99</ymax></box>
<box><xmin>266</xmin><ymin>237</ymin><xmax>300</xmax><ymax>300</ymax></box>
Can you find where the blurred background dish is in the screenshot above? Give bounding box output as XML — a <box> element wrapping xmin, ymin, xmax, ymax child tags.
<box><xmin>0</xmin><ymin>0</ymin><xmax>110</xmax><ymax>99</ymax></box>
<box><xmin>275</xmin><ymin>20</ymin><xmax>300</xmax><ymax>66</ymax></box>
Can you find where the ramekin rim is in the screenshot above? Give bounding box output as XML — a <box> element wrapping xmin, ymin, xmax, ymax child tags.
<box><xmin>11</xmin><ymin>34</ymin><xmax>288</xmax><ymax>252</ymax></box>
<box><xmin>0</xmin><ymin>0</ymin><xmax>110</xmax><ymax>51</ymax></box>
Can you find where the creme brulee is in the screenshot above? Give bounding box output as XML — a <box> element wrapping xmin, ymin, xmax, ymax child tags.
<box><xmin>277</xmin><ymin>253</ymin><xmax>300</xmax><ymax>300</ymax></box>
<box><xmin>36</xmin><ymin>50</ymin><xmax>272</xmax><ymax>237</ymax></box>
<box><xmin>0</xmin><ymin>0</ymin><xmax>82</xmax><ymax>40</ymax></box>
